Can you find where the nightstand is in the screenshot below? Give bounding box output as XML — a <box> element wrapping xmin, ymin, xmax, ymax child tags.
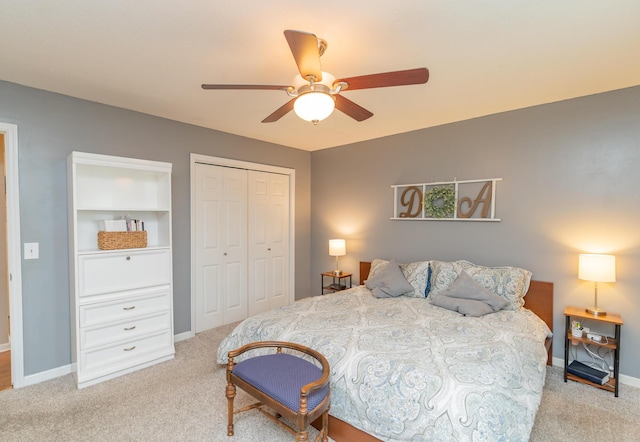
<box><xmin>321</xmin><ymin>272</ymin><xmax>352</xmax><ymax>294</ymax></box>
<box><xmin>563</xmin><ymin>306</ymin><xmax>623</xmax><ymax>396</ymax></box>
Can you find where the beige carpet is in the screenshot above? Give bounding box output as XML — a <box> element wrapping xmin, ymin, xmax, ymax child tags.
<box><xmin>531</xmin><ymin>363</ymin><xmax>640</xmax><ymax>441</ymax></box>
<box><xmin>1</xmin><ymin>324</ymin><xmax>638</xmax><ymax>441</ymax></box>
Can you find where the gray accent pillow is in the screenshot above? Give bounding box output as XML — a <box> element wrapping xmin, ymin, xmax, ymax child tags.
<box><xmin>365</xmin><ymin>259</ymin><xmax>414</xmax><ymax>298</ymax></box>
<box><xmin>430</xmin><ymin>295</ymin><xmax>495</xmax><ymax>317</ymax></box>
<box><xmin>430</xmin><ymin>270</ymin><xmax>508</xmax><ymax>316</ymax></box>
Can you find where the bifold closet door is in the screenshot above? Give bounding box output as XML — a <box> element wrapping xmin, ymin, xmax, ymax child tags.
<box><xmin>248</xmin><ymin>170</ymin><xmax>290</xmax><ymax>316</ymax></box>
<box><xmin>194</xmin><ymin>163</ymin><xmax>247</xmax><ymax>332</ymax></box>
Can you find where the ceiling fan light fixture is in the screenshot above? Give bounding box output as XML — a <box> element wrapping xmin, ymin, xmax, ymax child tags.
<box><xmin>293</xmin><ymin>86</ymin><xmax>335</xmax><ymax>124</ymax></box>
<box><xmin>201</xmin><ymin>30</ymin><xmax>429</xmax><ymax>124</ymax></box>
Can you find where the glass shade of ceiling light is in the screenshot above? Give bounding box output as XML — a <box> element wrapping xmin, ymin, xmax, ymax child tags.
<box><xmin>294</xmin><ymin>86</ymin><xmax>335</xmax><ymax>124</ymax></box>
<box><xmin>292</xmin><ymin>72</ymin><xmax>336</xmax><ymax>124</ymax></box>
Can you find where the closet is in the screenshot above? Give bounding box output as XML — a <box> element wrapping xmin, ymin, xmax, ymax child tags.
<box><xmin>193</xmin><ymin>161</ymin><xmax>291</xmax><ymax>333</ymax></box>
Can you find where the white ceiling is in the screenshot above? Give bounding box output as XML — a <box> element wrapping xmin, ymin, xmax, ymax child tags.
<box><xmin>1</xmin><ymin>1</ymin><xmax>639</xmax><ymax>151</ymax></box>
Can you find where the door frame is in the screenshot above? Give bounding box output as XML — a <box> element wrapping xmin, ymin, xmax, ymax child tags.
<box><xmin>1</xmin><ymin>122</ymin><xmax>24</xmax><ymax>388</ymax></box>
<box><xmin>189</xmin><ymin>153</ymin><xmax>296</xmax><ymax>335</ymax></box>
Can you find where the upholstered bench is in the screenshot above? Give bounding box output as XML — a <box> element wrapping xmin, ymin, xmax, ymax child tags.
<box><xmin>226</xmin><ymin>341</ymin><xmax>330</xmax><ymax>442</ymax></box>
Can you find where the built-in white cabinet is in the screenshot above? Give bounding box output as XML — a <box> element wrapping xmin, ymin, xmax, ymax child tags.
<box><xmin>68</xmin><ymin>152</ymin><xmax>174</xmax><ymax>388</ymax></box>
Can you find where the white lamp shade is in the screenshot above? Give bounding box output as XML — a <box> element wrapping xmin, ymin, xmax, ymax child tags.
<box><xmin>294</xmin><ymin>92</ymin><xmax>335</xmax><ymax>122</ymax></box>
<box><xmin>329</xmin><ymin>239</ymin><xmax>346</xmax><ymax>257</ymax></box>
<box><xmin>578</xmin><ymin>254</ymin><xmax>616</xmax><ymax>282</ymax></box>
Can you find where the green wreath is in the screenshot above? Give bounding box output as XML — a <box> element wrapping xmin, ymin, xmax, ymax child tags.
<box><xmin>424</xmin><ymin>185</ymin><xmax>456</xmax><ymax>218</ymax></box>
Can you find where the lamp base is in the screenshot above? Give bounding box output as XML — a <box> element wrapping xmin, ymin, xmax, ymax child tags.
<box><xmin>333</xmin><ymin>269</ymin><xmax>342</xmax><ymax>276</ymax></box>
<box><xmin>586</xmin><ymin>307</ymin><xmax>607</xmax><ymax>317</ymax></box>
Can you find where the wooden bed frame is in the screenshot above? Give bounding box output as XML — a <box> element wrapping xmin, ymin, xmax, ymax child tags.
<box><xmin>314</xmin><ymin>261</ymin><xmax>554</xmax><ymax>442</ymax></box>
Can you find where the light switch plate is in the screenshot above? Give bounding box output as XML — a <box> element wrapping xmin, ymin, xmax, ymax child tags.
<box><xmin>24</xmin><ymin>242</ymin><xmax>39</xmax><ymax>260</ymax></box>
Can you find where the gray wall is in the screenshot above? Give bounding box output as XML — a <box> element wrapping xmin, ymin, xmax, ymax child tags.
<box><xmin>0</xmin><ymin>80</ymin><xmax>311</xmax><ymax>376</ymax></box>
<box><xmin>311</xmin><ymin>86</ymin><xmax>640</xmax><ymax>380</ymax></box>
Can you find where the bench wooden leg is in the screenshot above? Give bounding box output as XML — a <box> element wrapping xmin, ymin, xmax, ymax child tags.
<box><xmin>295</xmin><ymin>429</ymin><xmax>309</xmax><ymax>441</ymax></box>
<box><xmin>226</xmin><ymin>381</ymin><xmax>236</xmax><ymax>436</ymax></box>
<box><xmin>321</xmin><ymin>411</ymin><xmax>329</xmax><ymax>442</ymax></box>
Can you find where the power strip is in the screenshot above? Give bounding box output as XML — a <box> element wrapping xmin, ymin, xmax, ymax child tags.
<box><xmin>587</xmin><ymin>332</ymin><xmax>602</xmax><ymax>342</ymax></box>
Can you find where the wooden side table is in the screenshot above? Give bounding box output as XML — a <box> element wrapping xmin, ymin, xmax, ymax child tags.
<box><xmin>563</xmin><ymin>306</ymin><xmax>623</xmax><ymax>396</ymax></box>
<box><xmin>321</xmin><ymin>272</ymin><xmax>352</xmax><ymax>294</ymax></box>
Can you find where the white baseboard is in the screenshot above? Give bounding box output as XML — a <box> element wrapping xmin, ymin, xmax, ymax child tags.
<box><xmin>551</xmin><ymin>356</ymin><xmax>640</xmax><ymax>388</ymax></box>
<box><xmin>23</xmin><ymin>363</ymin><xmax>73</xmax><ymax>387</ymax></box>
<box><xmin>0</xmin><ymin>343</ymin><xmax>10</xmax><ymax>352</ymax></box>
<box><xmin>18</xmin><ymin>332</ymin><xmax>196</xmax><ymax>388</ymax></box>
<box><xmin>174</xmin><ymin>330</ymin><xmax>195</xmax><ymax>343</ymax></box>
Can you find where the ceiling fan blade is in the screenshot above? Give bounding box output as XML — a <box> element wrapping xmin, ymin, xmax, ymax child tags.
<box><xmin>334</xmin><ymin>95</ymin><xmax>374</xmax><ymax>122</ymax></box>
<box><xmin>335</xmin><ymin>68</ymin><xmax>429</xmax><ymax>91</ymax></box>
<box><xmin>284</xmin><ymin>30</ymin><xmax>323</xmax><ymax>81</ymax></box>
<box><xmin>262</xmin><ymin>98</ymin><xmax>296</xmax><ymax>123</ymax></box>
<box><xmin>201</xmin><ymin>84</ymin><xmax>291</xmax><ymax>91</ymax></box>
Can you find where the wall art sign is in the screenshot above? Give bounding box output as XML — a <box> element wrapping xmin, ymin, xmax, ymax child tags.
<box><xmin>391</xmin><ymin>178</ymin><xmax>502</xmax><ymax>221</ymax></box>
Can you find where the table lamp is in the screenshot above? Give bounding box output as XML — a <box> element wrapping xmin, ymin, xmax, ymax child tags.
<box><xmin>329</xmin><ymin>239</ymin><xmax>346</xmax><ymax>276</ymax></box>
<box><xmin>578</xmin><ymin>254</ymin><xmax>616</xmax><ymax>316</ymax></box>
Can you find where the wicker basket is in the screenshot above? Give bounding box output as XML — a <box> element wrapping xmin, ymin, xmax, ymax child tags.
<box><xmin>97</xmin><ymin>231</ymin><xmax>147</xmax><ymax>250</ymax></box>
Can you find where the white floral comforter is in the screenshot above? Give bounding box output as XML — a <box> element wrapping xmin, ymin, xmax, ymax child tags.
<box><xmin>216</xmin><ymin>286</ymin><xmax>552</xmax><ymax>442</ymax></box>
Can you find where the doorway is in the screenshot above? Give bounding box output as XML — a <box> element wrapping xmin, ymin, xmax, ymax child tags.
<box><xmin>0</xmin><ymin>122</ymin><xmax>23</xmax><ymax>389</ymax></box>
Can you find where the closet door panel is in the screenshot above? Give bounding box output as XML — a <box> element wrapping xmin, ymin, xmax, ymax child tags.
<box><xmin>249</xmin><ymin>258</ymin><xmax>269</xmax><ymax>316</ymax></box>
<box><xmin>195</xmin><ymin>165</ymin><xmax>224</xmax><ymax>331</ymax></box>
<box><xmin>194</xmin><ymin>164</ymin><xmax>247</xmax><ymax>331</ymax></box>
<box><xmin>197</xmin><ymin>197</ymin><xmax>223</xmax><ymax>330</ymax></box>
<box><xmin>202</xmin><ymin>264</ymin><xmax>221</xmax><ymax>316</ymax></box>
<box><xmin>220</xmin><ymin>169</ymin><xmax>247</xmax><ymax>324</ymax></box>
<box><xmin>248</xmin><ymin>171</ymin><xmax>290</xmax><ymax>314</ymax></box>
<box><xmin>202</xmin><ymin>200</ymin><xmax>219</xmax><ymax>249</ymax></box>
<box><xmin>270</xmin><ymin>255</ymin><xmax>286</xmax><ymax>308</ymax></box>
<box><xmin>267</xmin><ymin>173</ymin><xmax>290</xmax><ymax>310</ymax></box>
<box><xmin>224</xmin><ymin>260</ymin><xmax>246</xmax><ymax>323</ymax></box>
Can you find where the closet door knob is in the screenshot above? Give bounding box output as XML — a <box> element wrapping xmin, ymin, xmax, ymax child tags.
<box><xmin>126</xmin><ymin>256</ymin><xmax>131</xmax><ymax>261</ymax></box>
<box><xmin>224</xmin><ymin>252</ymin><xmax>228</xmax><ymax>256</ymax></box>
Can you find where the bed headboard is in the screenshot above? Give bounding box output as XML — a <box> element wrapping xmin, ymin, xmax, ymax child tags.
<box><xmin>359</xmin><ymin>261</ymin><xmax>554</xmax><ymax>365</ymax></box>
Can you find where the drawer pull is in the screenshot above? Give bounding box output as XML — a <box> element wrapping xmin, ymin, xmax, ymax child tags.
<box><xmin>124</xmin><ymin>346</ymin><xmax>136</xmax><ymax>352</ymax></box>
<box><xmin>123</xmin><ymin>306</ymin><xmax>136</xmax><ymax>311</ymax></box>
<box><xmin>126</xmin><ymin>256</ymin><xmax>131</xmax><ymax>261</ymax></box>
<box><xmin>124</xmin><ymin>326</ymin><xmax>136</xmax><ymax>331</ymax></box>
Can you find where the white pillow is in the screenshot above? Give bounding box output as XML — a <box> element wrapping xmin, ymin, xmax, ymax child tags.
<box><xmin>399</xmin><ymin>260</ymin><xmax>431</xmax><ymax>298</ymax></box>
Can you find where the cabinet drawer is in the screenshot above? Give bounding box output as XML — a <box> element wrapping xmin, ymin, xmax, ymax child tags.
<box><xmin>79</xmin><ymin>289</ymin><xmax>170</xmax><ymax>327</ymax></box>
<box><xmin>80</xmin><ymin>311</ymin><xmax>170</xmax><ymax>349</ymax></box>
<box><xmin>79</xmin><ymin>330</ymin><xmax>174</xmax><ymax>380</ymax></box>
<box><xmin>78</xmin><ymin>249</ymin><xmax>171</xmax><ymax>297</ymax></box>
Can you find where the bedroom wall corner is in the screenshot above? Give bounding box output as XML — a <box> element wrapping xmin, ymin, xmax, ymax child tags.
<box><xmin>310</xmin><ymin>85</ymin><xmax>640</xmax><ymax>381</ymax></box>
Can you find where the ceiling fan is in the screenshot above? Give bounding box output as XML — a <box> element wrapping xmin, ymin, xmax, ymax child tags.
<box><xmin>201</xmin><ymin>30</ymin><xmax>429</xmax><ymax>125</ymax></box>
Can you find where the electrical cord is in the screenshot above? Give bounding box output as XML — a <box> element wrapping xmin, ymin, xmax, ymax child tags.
<box><xmin>581</xmin><ymin>341</ymin><xmax>611</xmax><ymax>374</ymax></box>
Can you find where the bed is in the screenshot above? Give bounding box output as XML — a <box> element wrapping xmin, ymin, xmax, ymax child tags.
<box><xmin>217</xmin><ymin>260</ymin><xmax>553</xmax><ymax>442</ymax></box>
